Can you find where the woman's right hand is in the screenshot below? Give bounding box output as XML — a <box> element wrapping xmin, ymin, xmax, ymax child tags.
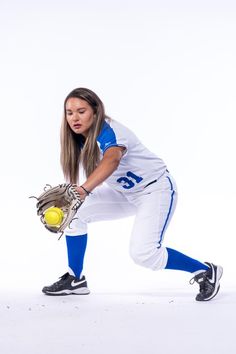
<box><xmin>76</xmin><ymin>186</ymin><xmax>88</xmax><ymax>201</ymax></box>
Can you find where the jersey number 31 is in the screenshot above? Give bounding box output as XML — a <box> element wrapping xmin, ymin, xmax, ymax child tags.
<box><xmin>117</xmin><ymin>171</ymin><xmax>143</xmax><ymax>189</ymax></box>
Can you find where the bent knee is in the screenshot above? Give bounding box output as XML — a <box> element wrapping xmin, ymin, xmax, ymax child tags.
<box><xmin>129</xmin><ymin>246</ymin><xmax>168</xmax><ymax>270</ymax></box>
<box><xmin>64</xmin><ymin>215</ymin><xmax>88</xmax><ymax>236</ymax></box>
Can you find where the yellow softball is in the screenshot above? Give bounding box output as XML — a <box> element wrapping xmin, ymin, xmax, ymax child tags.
<box><xmin>44</xmin><ymin>207</ymin><xmax>64</xmax><ymax>226</ymax></box>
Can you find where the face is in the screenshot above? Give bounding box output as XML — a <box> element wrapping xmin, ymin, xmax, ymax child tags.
<box><xmin>65</xmin><ymin>97</ymin><xmax>95</xmax><ymax>137</ymax></box>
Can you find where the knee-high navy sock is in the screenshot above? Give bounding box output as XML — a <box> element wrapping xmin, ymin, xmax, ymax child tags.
<box><xmin>165</xmin><ymin>247</ymin><xmax>209</xmax><ymax>273</ymax></box>
<box><xmin>66</xmin><ymin>234</ymin><xmax>87</xmax><ymax>279</ymax></box>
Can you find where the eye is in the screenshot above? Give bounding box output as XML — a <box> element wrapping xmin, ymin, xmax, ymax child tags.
<box><xmin>79</xmin><ymin>110</ymin><xmax>85</xmax><ymax>114</ymax></box>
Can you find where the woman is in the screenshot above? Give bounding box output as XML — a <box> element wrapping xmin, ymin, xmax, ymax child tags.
<box><xmin>42</xmin><ymin>87</ymin><xmax>223</xmax><ymax>301</ymax></box>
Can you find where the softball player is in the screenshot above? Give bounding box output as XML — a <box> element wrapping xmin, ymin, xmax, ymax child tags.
<box><xmin>42</xmin><ymin>88</ymin><xmax>223</xmax><ymax>301</ymax></box>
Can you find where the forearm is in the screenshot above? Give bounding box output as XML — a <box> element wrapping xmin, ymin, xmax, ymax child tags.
<box><xmin>76</xmin><ymin>147</ymin><xmax>124</xmax><ymax>199</ymax></box>
<box><xmin>81</xmin><ymin>156</ymin><xmax>120</xmax><ymax>192</ymax></box>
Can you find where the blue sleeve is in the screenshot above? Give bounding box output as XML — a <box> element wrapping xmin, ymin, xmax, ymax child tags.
<box><xmin>97</xmin><ymin>121</ymin><xmax>119</xmax><ymax>154</ymax></box>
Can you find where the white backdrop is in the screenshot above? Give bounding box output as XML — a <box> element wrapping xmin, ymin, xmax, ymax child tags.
<box><xmin>0</xmin><ymin>0</ymin><xmax>235</xmax><ymax>293</ymax></box>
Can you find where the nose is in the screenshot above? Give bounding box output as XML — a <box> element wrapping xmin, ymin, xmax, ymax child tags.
<box><xmin>72</xmin><ymin>112</ymin><xmax>80</xmax><ymax>121</ymax></box>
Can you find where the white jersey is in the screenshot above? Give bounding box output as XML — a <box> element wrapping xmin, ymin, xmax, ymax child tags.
<box><xmin>96</xmin><ymin>119</ymin><xmax>167</xmax><ymax>194</ymax></box>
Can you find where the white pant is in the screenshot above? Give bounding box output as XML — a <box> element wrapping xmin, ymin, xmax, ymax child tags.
<box><xmin>65</xmin><ymin>172</ymin><xmax>178</xmax><ymax>270</ymax></box>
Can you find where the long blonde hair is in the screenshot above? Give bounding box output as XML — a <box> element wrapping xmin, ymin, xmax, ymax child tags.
<box><xmin>60</xmin><ymin>88</ymin><xmax>106</xmax><ymax>183</ymax></box>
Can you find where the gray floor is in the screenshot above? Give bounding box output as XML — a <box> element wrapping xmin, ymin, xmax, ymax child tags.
<box><xmin>1</xmin><ymin>288</ymin><xmax>235</xmax><ymax>354</ymax></box>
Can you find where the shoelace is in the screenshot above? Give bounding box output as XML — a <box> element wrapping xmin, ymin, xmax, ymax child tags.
<box><xmin>59</xmin><ymin>273</ymin><xmax>70</xmax><ymax>281</ymax></box>
<box><xmin>51</xmin><ymin>273</ymin><xmax>70</xmax><ymax>290</ymax></box>
<box><xmin>189</xmin><ymin>272</ymin><xmax>213</xmax><ymax>295</ymax></box>
<box><xmin>189</xmin><ymin>275</ymin><xmax>196</xmax><ymax>285</ymax></box>
<box><xmin>189</xmin><ymin>272</ymin><xmax>207</xmax><ymax>285</ymax></box>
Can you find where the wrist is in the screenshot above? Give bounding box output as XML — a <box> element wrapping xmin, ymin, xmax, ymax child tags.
<box><xmin>76</xmin><ymin>185</ymin><xmax>92</xmax><ymax>200</ymax></box>
<box><xmin>80</xmin><ymin>185</ymin><xmax>92</xmax><ymax>196</ymax></box>
<box><xmin>76</xmin><ymin>186</ymin><xmax>87</xmax><ymax>201</ymax></box>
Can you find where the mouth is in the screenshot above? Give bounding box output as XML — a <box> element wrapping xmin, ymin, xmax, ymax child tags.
<box><xmin>73</xmin><ymin>123</ymin><xmax>82</xmax><ymax>129</ymax></box>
